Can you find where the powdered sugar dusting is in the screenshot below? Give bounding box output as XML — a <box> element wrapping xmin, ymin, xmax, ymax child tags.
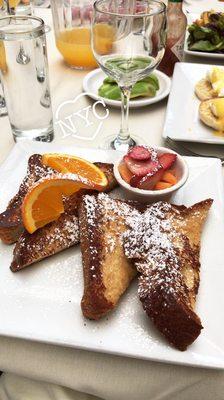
<box><xmin>35</xmin><ymin>172</ymin><xmax>92</xmax><ymax>187</ymax></box>
<box><xmin>80</xmin><ymin>193</ymin><xmax>141</xmax><ymax>282</ymax></box>
<box><xmin>12</xmin><ymin>214</ymin><xmax>80</xmax><ymax>270</ymax></box>
<box><xmin>123</xmin><ymin>202</ymin><xmax>187</xmax><ymax>302</ymax></box>
<box><xmin>6</xmin><ymin>155</ymin><xmax>55</xmax><ymax>210</ymax></box>
<box><xmin>84</xmin><ymin>193</ymin><xmax>141</xmax><ymax>255</ymax></box>
<box><xmin>83</xmin><ymin>194</ymin><xmax>97</xmax><ymax>228</ymax></box>
<box><xmin>21</xmin><ymin>155</ymin><xmax>55</xmax><ymax>190</ymax></box>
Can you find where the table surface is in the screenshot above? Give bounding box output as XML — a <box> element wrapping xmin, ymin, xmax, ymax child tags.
<box><xmin>0</xmin><ymin>1</ymin><xmax>224</xmax><ymax>396</ymax></box>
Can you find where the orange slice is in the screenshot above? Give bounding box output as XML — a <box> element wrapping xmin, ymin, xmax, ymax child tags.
<box><xmin>22</xmin><ymin>174</ymin><xmax>98</xmax><ymax>234</ymax></box>
<box><xmin>118</xmin><ymin>161</ymin><xmax>133</xmax><ymax>184</ymax></box>
<box><xmin>154</xmin><ymin>181</ymin><xmax>173</xmax><ymax>191</ymax></box>
<box><xmin>42</xmin><ymin>153</ymin><xmax>108</xmax><ymax>191</ymax></box>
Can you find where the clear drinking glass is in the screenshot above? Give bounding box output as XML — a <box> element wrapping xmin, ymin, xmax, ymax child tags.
<box><xmin>92</xmin><ymin>0</ymin><xmax>166</xmax><ymax>151</ymax></box>
<box><xmin>51</xmin><ymin>0</ymin><xmax>98</xmax><ymax>69</ymax></box>
<box><xmin>0</xmin><ymin>86</ymin><xmax>7</xmax><ymax>116</ymax></box>
<box><xmin>0</xmin><ymin>16</ymin><xmax>54</xmax><ymax>141</ymax></box>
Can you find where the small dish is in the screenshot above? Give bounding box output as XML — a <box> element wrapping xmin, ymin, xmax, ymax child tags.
<box><xmin>113</xmin><ymin>147</ymin><xmax>189</xmax><ymax>203</ymax></box>
<box><xmin>82</xmin><ymin>68</ymin><xmax>171</xmax><ymax>108</ymax></box>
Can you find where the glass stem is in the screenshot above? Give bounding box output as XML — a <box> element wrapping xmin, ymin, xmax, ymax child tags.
<box><xmin>118</xmin><ymin>86</ymin><xmax>132</xmax><ymax>142</ymax></box>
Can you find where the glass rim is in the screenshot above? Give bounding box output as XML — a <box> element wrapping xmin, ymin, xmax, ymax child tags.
<box><xmin>0</xmin><ymin>15</ymin><xmax>45</xmax><ymax>39</ymax></box>
<box><xmin>94</xmin><ymin>0</ymin><xmax>166</xmax><ymax>18</ymax></box>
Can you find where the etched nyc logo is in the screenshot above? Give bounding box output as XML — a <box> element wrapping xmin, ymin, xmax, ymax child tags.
<box><xmin>55</xmin><ymin>93</ymin><xmax>109</xmax><ymax>141</ymax></box>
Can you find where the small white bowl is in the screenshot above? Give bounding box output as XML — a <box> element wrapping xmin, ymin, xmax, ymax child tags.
<box><xmin>113</xmin><ymin>146</ymin><xmax>189</xmax><ymax>203</ymax></box>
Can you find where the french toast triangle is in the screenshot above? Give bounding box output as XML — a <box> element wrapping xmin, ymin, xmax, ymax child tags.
<box><xmin>10</xmin><ymin>212</ymin><xmax>80</xmax><ymax>272</ymax></box>
<box><xmin>79</xmin><ymin>193</ymin><xmax>141</xmax><ymax>320</ymax></box>
<box><xmin>7</xmin><ymin>156</ymin><xmax>118</xmax><ymax>271</ymax></box>
<box><xmin>0</xmin><ymin>154</ymin><xmax>118</xmax><ymax>246</ymax></box>
<box><xmin>0</xmin><ymin>154</ymin><xmax>54</xmax><ymax>244</ymax></box>
<box><xmin>123</xmin><ymin>199</ymin><xmax>213</xmax><ymax>351</ymax></box>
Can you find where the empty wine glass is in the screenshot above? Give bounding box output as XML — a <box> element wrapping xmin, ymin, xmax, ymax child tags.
<box><xmin>92</xmin><ymin>0</ymin><xmax>166</xmax><ymax>151</ymax></box>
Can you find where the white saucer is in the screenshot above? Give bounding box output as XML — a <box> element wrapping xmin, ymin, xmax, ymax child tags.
<box><xmin>82</xmin><ymin>68</ymin><xmax>171</xmax><ymax>108</ymax></box>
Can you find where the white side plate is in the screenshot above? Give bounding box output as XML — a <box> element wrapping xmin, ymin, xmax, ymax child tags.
<box><xmin>0</xmin><ymin>141</ymin><xmax>224</xmax><ymax>369</ymax></box>
<box><xmin>184</xmin><ymin>37</ymin><xmax>224</xmax><ymax>60</ymax></box>
<box><xmin>184</xmin><ymin>13</ymin><xmax>224</xmax><ymax>60</ymax></box>
<box><xmin>82</xmin><ymin>68</ymin><xmax>171</xmax><ymax>108</ymax></box>
<box><xmin>163</xmin><ymin>62</ymin><xmax>224</xmax><ymax>145</ymax></box>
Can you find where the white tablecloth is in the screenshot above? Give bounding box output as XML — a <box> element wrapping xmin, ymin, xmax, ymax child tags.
<box><xmin>0</xmin><ymin>2</ymin><xmax>224</xmax><ymax>399</ymax></box>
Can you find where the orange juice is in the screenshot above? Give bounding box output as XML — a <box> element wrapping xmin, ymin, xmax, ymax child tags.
<box><xmin>56</xmin><ymin>25</ymin><xmax>114</xmax><ymax>69</ymax></box>
<box><xmin>93</xmin><ymin>24</ymin><xmax>114</xmax><ymax>55</ymax></box>
<box><xmin>56</xmin><ymin>27</ymin><xmax>97</xmax><ymax>69</ymax></box>
<box><xmin>9</xmin><ymin>0</ymin><xmax>20</xmax><ymax>7</ymax></box>
<box><xmin>0</xmin><ymin>0</ymin><xmax>20</xmax><ymax>7</ymax></box>
<box><xmin>0</xmin><ymin>41</ymin><xmax>7</xmax><ymax>72</ymax></box>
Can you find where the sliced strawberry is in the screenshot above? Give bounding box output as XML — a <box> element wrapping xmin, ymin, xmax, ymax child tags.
<box><xmin>130</xmin><ymin>168</ymin><xmax>165</xmax><ymax>190</ymax></box>
<box><xmin>159</xmin><ymin>153</ymin><xmax>177</xmax><ymax>170</ymax></box>
<box><xmin>123</xmin><ymin>155</ymin><xmax>160</xmax><ymax>177</ymax></box>
<box><xmin>128</xmin><ymin>146</ymin><xmax>151</xmax><ymax>161</ymax></box>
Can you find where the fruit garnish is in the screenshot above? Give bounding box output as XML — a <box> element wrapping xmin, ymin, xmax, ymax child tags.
<box><xmin>119</xmin><ymin>146</ymin><xmax>179</xmax><ymax>191</ymax></box>
<box><xmin>128</xmin><ymin>145</ymin><xmax>151</xmax><ymax>161</ymax></box>
<box><xmin>22</xmin><ymin>174</ymin><xmax>100</xmax><ymax>234</ymax></box>
<box><xmin>155</xmin><ymin>181</ymin><xmax>173</xmax><ymax>190</ymax></box>
<box><xmin>118</xmin><ymin>161</ymin><xmax>134</xmax><ymax>184</ymax></box>
<box><xmin>123</xmin><ymin>155</ymin><xmax>160</xmax><ymax>177</ymax></box>
<box><xmin>42</xmin><ymin>153</ymin><xmax>108</xmax><ymax>191</ymax></box>
<box><xmin>130</xmin><ymin>168</ymin><xmax>164</xmax><ymax>190</ymax></box>
<box><xmin>161</xmin><ymin>171</ymin><xmax>177</xmax><ymax>185</ymax></box>
<box><xmin>159</xmin><ymin>153</ymin><xmax>177</xmax><ymax>170</ymax></box>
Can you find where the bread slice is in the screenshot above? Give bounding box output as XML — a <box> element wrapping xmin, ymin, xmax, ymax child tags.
<box><xmin>79</xmin><ymin>193</ymin><xmax>140</xmax><ymax>320</ymax></box>
<box><xmin>0</xmin><ymin>155</ymin><xmax>118</xmax><ymax>245</ymax></box>
<box><xmin>10</xmin><ymin>212</ymin><xmax>80</xmax><ymax>272</ymax></box>
<box><xmin>195</xmin><ymin>78</ymin><xmax>216</xmax><ymax>101</ymax></box>
<box><xmin>9</xmin><ymin>163</ymin><xmax>118</xmax><ymax>272</ymax></box>
<box><xmin>0</xmin><ymin>154</ymin><xmax>54</xmax><ymax>244</ymax></box>
<box><xmin>199</xmin><ymin>100</ymin><xmax>224</xmax><ymax>131</ymax></box>
<box><xmin>123</xmin><ymin>199</ymin><xmax>213</xmax><ymax>351</ymax></box>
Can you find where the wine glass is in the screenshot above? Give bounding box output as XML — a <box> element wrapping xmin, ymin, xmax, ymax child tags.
<box><xmin>92</xmin><ymin>0</ymin><xmax>166</xmax><ymax>151</ymax></box>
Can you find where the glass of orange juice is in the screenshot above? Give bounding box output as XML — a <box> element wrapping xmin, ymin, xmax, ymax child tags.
<box><xmin>51</xmin><ymin>0</ymin><xmax>101</xmax><ymax>69</ymax></box>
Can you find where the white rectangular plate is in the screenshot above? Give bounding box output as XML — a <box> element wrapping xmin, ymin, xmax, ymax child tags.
<box><xmin>1</xmin><ymin>141</ymin><xmax>224</xmax><ymax>369</ymax></box>
<box><xmin>163</xmin><ymin>62</ymin><xmax>224</xmax><ymax>145</ymax></box>
<box><xmin>184</xmin><ymin>13</ymin><xmax>224</xmax><ymax>60</ymax></box>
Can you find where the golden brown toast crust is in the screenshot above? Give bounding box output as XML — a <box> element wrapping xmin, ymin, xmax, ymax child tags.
<box><xmin>9</xmin><ymin>162</ymin><xmax>118</xmax><ymax>271</ymax></box>
<box><xmin>79</xmin><ymin>193</ymin><xmax>140</xmax><ymax>320</ymax></box>
<box><xmin>0</xmin><ymin>154</ymin><xmax>55</xmax><ymax>244</ymax></box>
<box><xmin>10</xmin><ymin>212</ymin><xmax>80</xmax><ymax>272</ymax></box>
<box><xmin>0</xmin><ymin>156</ymin><xmax>118</xmax><ymax>245</ymax></box>
<box><xmin>124</xmin><ymin>199</ymin><xmax>213</xmax><ymax>351</ymax></box>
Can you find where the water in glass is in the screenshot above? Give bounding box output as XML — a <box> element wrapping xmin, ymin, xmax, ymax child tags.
<box><xmin>0</xmin><ymin>16</ymin><xmax>54</xmax><ymax>141</ymax></box>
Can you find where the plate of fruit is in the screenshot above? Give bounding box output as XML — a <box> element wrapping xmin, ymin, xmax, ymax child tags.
<box><xmin>114</xmin><ymin>145</ymin><xmax>189</xmax><ymax>201</ymax></box>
